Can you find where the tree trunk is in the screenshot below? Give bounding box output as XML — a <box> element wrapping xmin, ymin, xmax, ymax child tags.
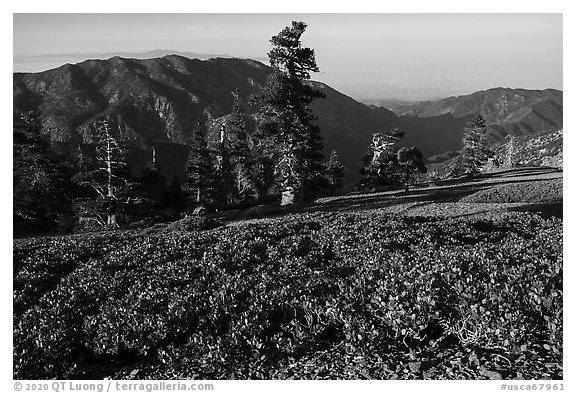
<box><xmin>105</xmin><ymin>126</ymin><xmax>114</xmax><ymax>198</ymax></box>
<box><xmin>107</xmin><ymin>212</ymin><xmax>117</xmax><ymax>227</ymax></box>
<box><xmin>281</xmin><ymin>187</ymin><xmax>295</xmax><ymax>206</ymax></box>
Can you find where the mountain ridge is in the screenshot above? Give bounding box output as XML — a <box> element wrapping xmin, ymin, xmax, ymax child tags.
<box><xmin>13</xmin><ymin>56</ymin><xmax>562</xmax><ymax>187</ymax></box>
<box><xmin>13</xmin><ymin>55</ymin><xmax>398</xmax><ymax>186</ymax></box>
<box><xmin>390</xmin><ymin>87</ymin><xmax>563</xmax><ymax>139</ymax></box>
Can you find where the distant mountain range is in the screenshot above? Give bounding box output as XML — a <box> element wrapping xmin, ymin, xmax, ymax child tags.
<box><xmin>361</xmin><ymin>98</ymin><xmax>423</xmax><ymax>111</ymax></box>
<box><xmin>16</xmin><ymin>49</ymin><xmax>232</xmax><ymax>63</ymax></box>
<box><xmin>14</xmin><ymin>50</ymin><xmax>270</xmax><ymax>73</ymax></box>
<box><xmin>389</xmin><ymin>87</ymin><xmax>563</xmax><ymax>139</ymax></box>
<box><xmin>13</xmin><ymin>55</ymin><xmax>399</xmax><ymax>185</ymax></box>
<box><xmin>13</xmin><ymin>55</ymin><xmax>563</xmax><ymax>187</ymax></box>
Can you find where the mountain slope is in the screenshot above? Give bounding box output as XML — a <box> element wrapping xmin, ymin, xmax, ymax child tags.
<box><xmin>393</xmin><ymin>88</ymin><xmax>563</xmax><ymax>139</ymax></box>
<box><xmin>13</xmin><ymin>55</ymin><xmax>398</xmax><ymax>186</ymax></box>
<box><xmin>13</xmin><ymin>57</ymin><xmax>563</xmax><ymax>188</ymax></box>
<box><xmin>426</xmin><ymin>128</ymin><xmax>563</xmax><ymax>179</ymax></box>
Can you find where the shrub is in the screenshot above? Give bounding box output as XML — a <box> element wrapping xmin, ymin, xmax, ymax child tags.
<box><xmin>162</xmin><ymin>215</ymin><xmax>223</xmax><ymax>232</ymax></box>
<box><xmin>13</xmin><ymin>210</ymin><xmax>562</xmax><ymax>379</ymax></box>
<box><xmin>460</xmin><ymin>179</ymin><xmax>562</xmax><ymax>204</ymax></box>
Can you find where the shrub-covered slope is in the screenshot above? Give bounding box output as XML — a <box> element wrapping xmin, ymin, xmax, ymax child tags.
<box><xmin>14</xmin><ymin>210</ymin><xmax>562</xmax><ymax>380</ymax></box>
<box><xmin>461</xmin><ymin>179</ymin><xmax>562</xmax><ymax>204</ymax></box>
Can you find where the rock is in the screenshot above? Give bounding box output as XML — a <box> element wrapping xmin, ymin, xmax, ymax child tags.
<box><xmin>478</xmin><ymin>366</ymin><xmax>502</xmax><ymax>380</ymax></box>
<box><xmin>281</xmin><ymin>189</ymin><xmax>295</xmax><ymax>206</ymax></box>
<box><xmin>193</xmin><ymin>206</ymin><xmax>206</xmax><ymax>216</ymax></box>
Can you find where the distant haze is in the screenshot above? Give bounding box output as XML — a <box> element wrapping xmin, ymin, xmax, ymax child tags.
<box><xmin>13</xmin><ymin>13</ymin><xmax>562</xmax><ymax>101</ymax></box>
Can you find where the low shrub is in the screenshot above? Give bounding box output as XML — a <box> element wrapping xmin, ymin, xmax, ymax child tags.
<box><xmin>460</xmin><ymin>179</ymin><xmax>562</xmax><ymax>204</ymax></box>
<box><xmin>13</xmin><ymin>210</ymin><xmax>562</xmax><ymax>380</ymax></box>
<box><xmin>162</xmin><ymin>215</ymin><xmax>223</xmax><ymax>232</ymax></box>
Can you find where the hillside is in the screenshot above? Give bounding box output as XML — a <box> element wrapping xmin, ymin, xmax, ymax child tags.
<box><xmin>13</xmin><ymin>168</ymin><xmax>563</xmax><ymax>379</ymax></box>
<box><xmin>392</xmin><ymin>88</ymin><xmax>563</xmax><ymax>139</ymax></box>
<box><xmin>426</xmin><ymin>129</ymin><xmax>563</xmax><ymax>179</ymax></box>
<box><xmin>13</xmin><ymin>55</ymin><xmax>397</xmax><ymax>186</ymax></box>
<box><xmin>496</xmin><ymin>129</ymin><xmax>563</xmax><ymax>168</ymax></box>
<box><xmin>13</xmin><ymin>58</ymin><xmax>563</xmax><ymax>187</ymax></box>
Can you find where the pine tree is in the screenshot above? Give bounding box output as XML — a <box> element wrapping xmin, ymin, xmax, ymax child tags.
<box><xmin>397</xmin><ymin>147</ymin><xmax>427</xmax><ymax>192</ymax></box>
<box><xmin>95</xmin><ymin>120</ymin><xmax>127</xmax><ymax>199</ymax></box>
<box><xmin>72</xmin><ymin>119</ymin><xmax>132</xmax><ymax>227</ymax></box>
<box><xmin>359</xmin><ymin>129</ymin><xmax>404</xmax><ymax>189</ymax></box>
<box><xmin>228</xmin><ymin>90</ymin><xmax>250</xmax><ymax>163</ymax></box>
<box><xmin>252</xmin><ymin>21</ymin><xmax>325</xmax><ymax>205</ymax></box>
<box><xmin>459</xmin><ymin>114</ymin><xmax>492</xmax><ymax>176</ymax></box>
<box><xmin>325</xmin><ymin>150</ymin><xmax>345</xmax><ymax>193</ymax></box>
<box><xmin>138</xmin><ymin>146</ymin><xmax>167</xmax><ymax>207</ymax></box>
<box><xmin>71</xmin><ymin>143</ymin><xmax>87</xmax><ymax>172</ymax></box>
<box><xmin>94</xmin><ymin>120</ymin><xmax>131</xmax><ymax>226</ymax></box>
<box><xmin>13</xmin><ymin>112</ymin><xmax>75</xmax><ymax>229</ymax></box>
<box><xmin>504</xmin><ymin>134</ymin><xmax>520</xmax><ymax>168</ymax></box>
<box><xmin>250</xmin><ymin>145</ymin><xmax>276</xmax><ymax>203</ymax></box>
<box><xmin>226</xmin><ymin>91</ymin><xmax>256</xmax><ymax>204</ymax></box>
<box><xmin>184</xmin><ymin>117</ymin><xmax>214</xmax><ymax>207</ymax></box>
<box><xmin>214</xmin><ymin>124</ymin><xmax>236</xmax><ymax>206</ymax></box>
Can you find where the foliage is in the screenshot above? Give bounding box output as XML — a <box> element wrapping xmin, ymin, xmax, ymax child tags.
<box><xmin>397</xmin><ymin>147</ymin><xmax>427</xmax><ymax>192</ymax></box>
<box><xmin>455</xmin><ymin>114</ymin><xmax>493</xmax><ymax>177</ymax></box>
<box><xmin>324</xmin><ymin>150</ymin><xmax>345</xmax><ymax>193</ymax></box>
<box><xmin>503</xmin><ymin>135</ymin><xmax>520</xmax><ymax>168</ymax></box>
<box><xmin>13</xmin><ymin>112</ymin><xmax>76</xmax><ymax>231</ymax></box>
<box><xmin>251</xmin><ymin>21</ymin><xmax>325</xmax><ymax>205</ymax></box>
<box><xmin>184</xmin><ymin>117</ymin><xmax>216</xmax><ymax>208</ymax></box>
<box><xmin>215</xmin><ymin>91</ymin><xmax>258</xmax><ymax>207</ymax></box>
<box><xmin>359</xmin><ymin>129</ymin><xmax>405</xmax><ymax>189</ymax></box>
<box><xmin>160</xmin><ymin>214</ymin><xmax>224</xmax><ymax>233</ymax></box>
<box><xmin>134</xmin><ymin>147</ymin><xmax>169</xmax><ymax>208</ymax></box>
<box><xmin>14</xmin><ymin>209</ymin><xmax>562</xmax><ymax>380</ymax></box>
<box><xmin>460</xmin><ymin>179</ymin><xmax>563</xmax><ymax>204</ymax></box>
<box><xmin>71</xmin><ymin>120</ymin><xmax>133</xmax><ymax>227</ymax></box>
<box><xmin>213</xmin><ymin>125</ymin><xmax>236</xmax><ymax>207</ymax></box>
<box><xmin>491</xmin><ymin>134</ymin><xmax>527</xmax><ymax>169</ymax></box>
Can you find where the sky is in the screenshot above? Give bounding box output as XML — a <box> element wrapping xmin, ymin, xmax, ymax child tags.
<box><xmin>13</xmin><ymin>13</ymin><xmax>563</xmax><ymax>101</ymax></box>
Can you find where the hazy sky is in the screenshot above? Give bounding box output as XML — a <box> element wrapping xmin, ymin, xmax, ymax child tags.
<box><xmin>13</xmin><ymin>13</ymin><xmax>563</xmax><ymax>101</ymax></box>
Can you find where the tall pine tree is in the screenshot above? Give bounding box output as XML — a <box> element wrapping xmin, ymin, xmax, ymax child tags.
<box><xmin>13</xmin><ymin>112</ymin><xmax>75</xmax><ymax>230</ymax></box>
<box><xmin>458</xmin><ymin>114</ymin><xmax>492</xmax><ymax>176</ymax></box>
<box><xmin>227</xmin><ymin>91</ymin><xmax>256</xmax><ymax>203</ymax></box>
<box><xmin>138</xmin><ymin>146</ymin><xmax>167</xmax><ymax>208</ymax></box>
<box><xmin>184</xmin><ymin>117</ymin><xmax>214</xmax><ymax>207</ymax></box>
<box><xmin>504</xmin><ymin>134</ymin><xmax>520</xmax><ymax>168</ymax></box>
<box><xmin>325</xmin><ymin>149</ymin><xmax>345</xmax><ymax>193</ymax></box>
<box><xmin>252</xmin><ymin>21</ymin><xmax>325</xmax><ymax>205</ymax></box>
<box><xmin>213</xmin><ymin>124</ymin><xmax>236</xmax><ymax>207</ymax></box>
